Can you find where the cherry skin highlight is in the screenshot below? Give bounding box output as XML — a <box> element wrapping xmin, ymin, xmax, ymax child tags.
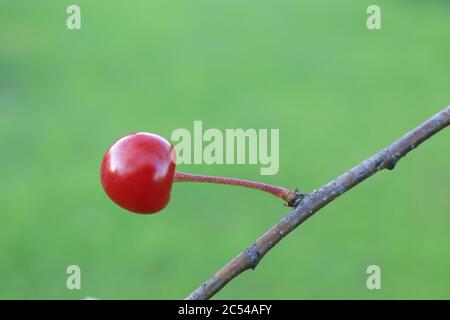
<box><xmin>100</xmin><ymin>132</ymin><xmax>175</xmax><ymax>214</ymax></box>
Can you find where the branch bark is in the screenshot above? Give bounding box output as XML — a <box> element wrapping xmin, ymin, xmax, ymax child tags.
<box><xmin>185</xmin><ymin>105</ymin><xmax>450</xmax><ymax>300</ymax></box>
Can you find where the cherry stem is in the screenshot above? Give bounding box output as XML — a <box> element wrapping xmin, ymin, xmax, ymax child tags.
<box><xmin>173</xmin><ymin>171</ymin><xmax>301</xmax><ymax>206</ymax></box>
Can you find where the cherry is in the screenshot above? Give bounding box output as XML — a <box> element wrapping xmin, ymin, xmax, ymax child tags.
<box><xmin>100</xmin><ymin>132</ymin><xmax>176</xmax><ymax>214</ymax></box>
<box><xmin>100</xmin><ymin>132</ymin><xmax>300</xmax><ymax>214</ymax></box>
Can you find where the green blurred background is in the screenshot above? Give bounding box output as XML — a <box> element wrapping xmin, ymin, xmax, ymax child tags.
<box><xmin>0</xmin><ymin>0</ymin><xmax>449</xmax><ymax>299</ymax></box>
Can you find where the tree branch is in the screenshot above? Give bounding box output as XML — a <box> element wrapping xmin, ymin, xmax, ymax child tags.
<box><xmin>185</xmin><ymin>105</ymin><xmax>450</xmax><ymax>300</ymax></box>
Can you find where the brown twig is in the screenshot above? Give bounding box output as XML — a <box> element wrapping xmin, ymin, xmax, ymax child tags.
<box><xmin>185</xmin><ymin>105</ymin><xmax>450</xmax><ymax>300</ymax></box>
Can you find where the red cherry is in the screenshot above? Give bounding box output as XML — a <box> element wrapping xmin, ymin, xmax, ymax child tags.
<box><xmin>100</xmin><ymin>132</ymin><xmax>176</xmax><ymax>214</ymax></box>
<box><xmin>101</xmin><ymin>133</ymin><xmax>300</xmax><ymax>215</ymax></box>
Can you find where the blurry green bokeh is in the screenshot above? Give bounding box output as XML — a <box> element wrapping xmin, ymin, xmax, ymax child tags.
<box><xmin>0</xmin><ymin>0</ymin><xmax>449</xmax><ymax>299</ymax></box>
